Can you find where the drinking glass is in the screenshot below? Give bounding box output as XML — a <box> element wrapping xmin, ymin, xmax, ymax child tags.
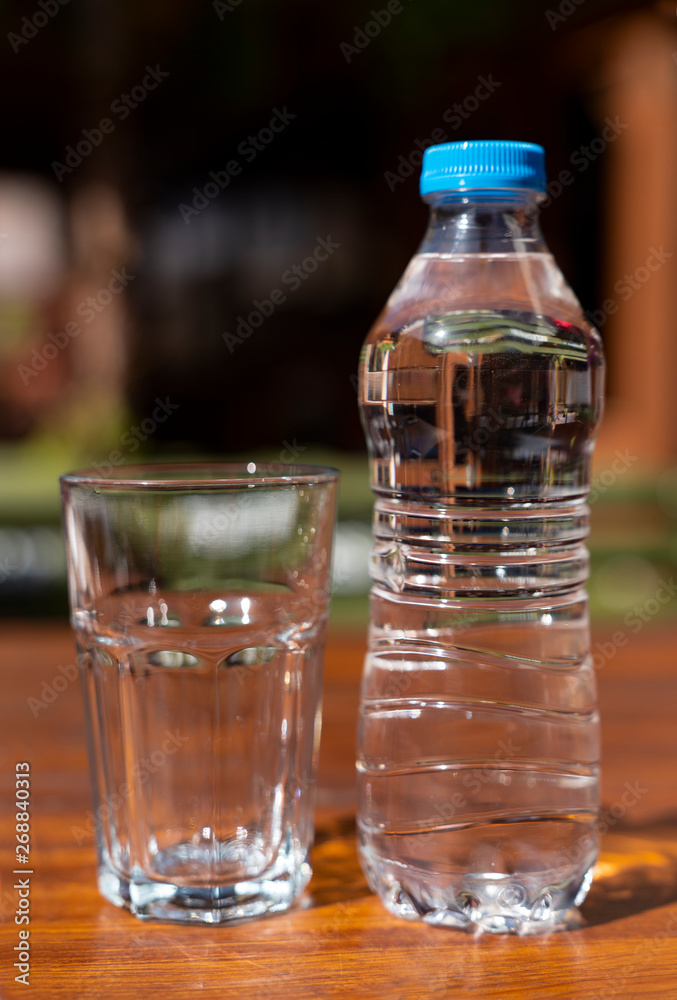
<box><xmin>60</xmin><ymin>462</ymin><xmax>339</xmax><ymax>923</ymax></box>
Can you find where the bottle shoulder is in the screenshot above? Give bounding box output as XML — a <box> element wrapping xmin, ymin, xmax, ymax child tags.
<box><xmin>364</xmin><ymin>252</ymin><xmax>597</xmax><ymax>347</ymax></box>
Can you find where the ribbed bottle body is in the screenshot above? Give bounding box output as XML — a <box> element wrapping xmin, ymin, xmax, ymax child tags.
<box><xmin>357</xmin><ymin>249</ymin><xmax>604</xmax><ymax>932</ymax></box>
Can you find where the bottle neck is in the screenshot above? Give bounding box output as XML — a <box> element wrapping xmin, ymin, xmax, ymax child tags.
<box><xmin>419</xmin><ymin>190</ymin><xmax>547</xmax><ymax>256</ymax></box>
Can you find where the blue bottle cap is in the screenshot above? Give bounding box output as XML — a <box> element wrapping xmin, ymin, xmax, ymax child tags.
<box><xmin>420</xmin><ymin>140</ymin><xmax>546</xmax><ymax>196</ymax></box>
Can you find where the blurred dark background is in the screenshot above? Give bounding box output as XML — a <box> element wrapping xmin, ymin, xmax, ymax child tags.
<box><xmin>0</xmin><ymin>0</ymin><xmax>676</xmax><ymax>621</ymax></box>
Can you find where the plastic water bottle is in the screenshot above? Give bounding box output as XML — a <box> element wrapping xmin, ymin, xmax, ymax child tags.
<box><xmin>356</xmin><ymin>141</ymin><xmax>604</xmax><ymax>933</ymax></box>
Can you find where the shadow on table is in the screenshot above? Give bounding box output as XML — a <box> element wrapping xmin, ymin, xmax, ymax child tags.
<box><xmin>309</xmin><ymin>815</ymin><xmax>368</xmax><ymax>907</ymax></box>
<box><xmin>581</xmin><ymin>823</ymin><xmax>677</xmax><ymax>927</ymax></box>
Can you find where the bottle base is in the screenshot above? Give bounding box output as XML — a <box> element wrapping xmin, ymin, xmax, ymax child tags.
<box><xmin>359</xmin><ymin>846</ymin><xmax>595</xmax><ymax>935</ymax></box>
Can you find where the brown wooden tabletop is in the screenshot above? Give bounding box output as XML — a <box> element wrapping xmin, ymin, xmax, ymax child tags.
<box><xmin>1</xmin><ymin>621</ymin><xmax>677</xmax><ymax>999</ymax></box>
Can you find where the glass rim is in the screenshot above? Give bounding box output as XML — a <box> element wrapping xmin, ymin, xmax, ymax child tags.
<box><xmin>60</xmin><ymin>461</ymin><xmax>340</xmax><ymax>490</ymax></box>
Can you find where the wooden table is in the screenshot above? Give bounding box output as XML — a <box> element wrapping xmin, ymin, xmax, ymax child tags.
<box><xmin>1</xmin><ymin>622</ymin><xmax>676</xmax><ymax>999</ymax></box>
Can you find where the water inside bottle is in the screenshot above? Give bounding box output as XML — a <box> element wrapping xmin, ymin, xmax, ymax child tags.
<box><xmin>358</xmin><ymin>301</ymin><xmax>603</xmax><ymax>932</ymax></box>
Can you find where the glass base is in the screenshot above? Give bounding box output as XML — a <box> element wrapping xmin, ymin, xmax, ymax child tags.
<box><xmin>98</xmin><ymin>845</ymin><xmax>312</xmax><ymax>924</ymax></box>
<box><xmin>360</xmin><ymin>850</ymin><xmax>595</xmax><ymax>935</ymax></box>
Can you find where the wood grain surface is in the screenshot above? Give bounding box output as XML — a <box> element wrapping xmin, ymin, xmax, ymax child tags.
<box><xmin>1</xmin><ymin>622</ymin><xmax>676</xmax><ymax>999</ymax></box>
